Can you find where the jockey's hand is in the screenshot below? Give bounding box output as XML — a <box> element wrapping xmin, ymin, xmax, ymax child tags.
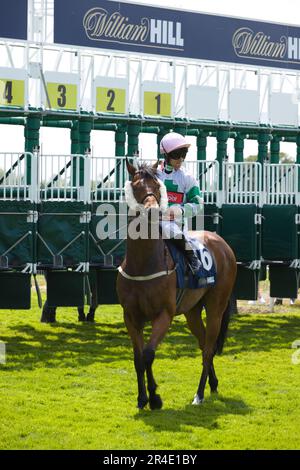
<box><xmin>162</xmin><ymin>205</ymin><xmax>184</xmax><ymax>221</ymax></box>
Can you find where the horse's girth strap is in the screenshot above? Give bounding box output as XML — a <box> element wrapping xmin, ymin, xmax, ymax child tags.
<box><xmin>117</xmin><ymin>266</ymin><xmax>176</xmax><ymax>281</ymax></box>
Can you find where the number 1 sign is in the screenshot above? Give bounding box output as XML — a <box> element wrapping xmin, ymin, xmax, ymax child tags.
<box><xmin>142</xmin><ymin>81</ymin><xmax>173</xmax><ymax>117</ymax></box>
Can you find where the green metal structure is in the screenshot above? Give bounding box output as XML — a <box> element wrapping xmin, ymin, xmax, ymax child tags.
<box><xmin>1</xmin><ymin>107</ymin><xmax>300</xmax><ymax>309</ymax></box>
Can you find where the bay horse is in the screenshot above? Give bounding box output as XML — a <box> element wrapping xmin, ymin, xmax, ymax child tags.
<box><xmin>116</xmin><ymin>160</ymin><xmax>237</xmax><ymax>409</ymax></box>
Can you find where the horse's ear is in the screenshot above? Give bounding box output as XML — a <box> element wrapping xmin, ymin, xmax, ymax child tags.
<box><xmin>152</xmin><ymin>160</ymin><xmax>159</xmax><ymax>170</ymax></box>
<box><xmin>126</xmin><ymin>157</ymin><xmax>136</xmax><ymax>177</ymax></box>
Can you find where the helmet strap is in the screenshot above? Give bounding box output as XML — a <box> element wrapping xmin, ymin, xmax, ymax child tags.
<box><xmin>164</xmin><ymin>156</ymin><xmax>174</xmax><ymax>173</ymax></box>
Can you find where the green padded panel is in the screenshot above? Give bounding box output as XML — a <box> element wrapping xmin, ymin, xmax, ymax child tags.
<box><xmin>96</xmin><ymin>269</ymin><xmax>119</xmax><ymax>304</ymax></box>
<box><xmin>0</xmin><ymin>273</ymin><xmax>31</xmax><ymax>309</ymax></box>
<box><xmin>221</xmin><ymin>204</ymin><xmax>259</xmax><ymax>262</ymax></box>
<box><xmin>89</xmin><ymin>202</ymin><xmax>126</xmax><ymax>267</ymax></box>
<box><xmin>203</xmin><ymin>204</ymin><xmax>220</xmax><ymax>233</ymax></box>
<box><xmin>262</xmin><ymin>205</ymin><xmax>298</xmax><ymax>261</ymax></box>
<box><xmin>234</xmin><ymin>265</ymin><xmax>260</xmax><ymax>300</ymax></box>
<box><xmin>37</xmin><ymin>201</ymin><xmax>89</xmax><ymax>267</ymax></box>
<box><xmin>269</xmin><ymin>265</ymin><xmax>299</xmax><ymax>298</ymax></box>
<box><xmin>0</xmin><ymin>201</ymin><xmax>35</xmax><ymax>267</ymax></box>
<box><xmin>46</xmin><ymin>271</ymin><xmax>85</xmax><ymax>307</ymax></box>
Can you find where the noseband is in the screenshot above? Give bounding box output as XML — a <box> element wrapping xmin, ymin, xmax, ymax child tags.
<box><xmin>141</xmin><ymin>192</ymin><xmax>160</xmax><ymax>206</ymax></box>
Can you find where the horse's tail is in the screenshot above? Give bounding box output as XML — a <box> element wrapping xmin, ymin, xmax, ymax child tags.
<box><xmin>215</xmin><ymin>294</ymin><xmax>235</xmax><ymax>355</ymax></box>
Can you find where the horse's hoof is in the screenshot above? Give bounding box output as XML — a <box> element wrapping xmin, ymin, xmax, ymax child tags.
<box><xmin>86</xmin><ymin>316</ymin><xmax>95</xmax><ymax>323</ymax></box>
<box><xmin>137</xmin><ymin>397</ymin><xmax>149</xmax><ymax>409</ymax></box>
<box><xmin>40</xmin><ymin>316</ymin><xmax>56</xmax><ymax>324</ymax></box>
<box><xmin>78</xmin><ymin>316</ymin><xmax>86</xmax><ymax>322</ymax></box>
<box><xmin>192</xmin><ymin>394</ymin><xmax>204</xmax><ymax>405</ymax></box>
<box><xmin>149</xmin><ymin>394</ymin><xmax>163</xmax><ymax>410</ymax></box>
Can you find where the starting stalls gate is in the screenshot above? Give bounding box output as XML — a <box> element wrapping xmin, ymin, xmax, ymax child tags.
<box><xmin>0</xmin><ymin>152</ymin><xmax>37</xmax><ymax>309</ymax></box>
<box><xmin>0</xmin><ymin>153</ymin><xmax>300</xmax><ymax>309</ymax></box>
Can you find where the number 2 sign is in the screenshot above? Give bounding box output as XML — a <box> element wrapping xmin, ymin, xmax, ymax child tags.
<box><xmin>93</xmin><ymin>77</ymin><xmax>128</xmax><ymax>115</ymax></box>
<box><xmin>96</xmin><ymin>87</ymin><xmax>126</xmax><ymax>114</ymax></box>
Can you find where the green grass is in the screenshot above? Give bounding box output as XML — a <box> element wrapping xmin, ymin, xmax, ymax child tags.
<box><xmin>1</xmin><ymin>293</ymin><xmax>300</xmax><ymax>450</ymax></box>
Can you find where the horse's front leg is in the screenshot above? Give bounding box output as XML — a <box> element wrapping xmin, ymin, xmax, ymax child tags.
<box><xmin>124</xmin><ymin>313</ymin><xmax>148</xmax><ymax>409</ymax></box>
<box><xmin>144</xmin><ymin>309</ymin><xmax>172</xmax><ymax>410</ymax></box>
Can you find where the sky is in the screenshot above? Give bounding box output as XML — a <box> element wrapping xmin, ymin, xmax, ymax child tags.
<box><xmin>133</xmin><ymin>0</ymin><xmax>300</xmax><ymax>24</ymax></box>
<box><xmin>1</xmin><ymin>0</ymin><xmax>300</xmax><ymax>160</ymax></box>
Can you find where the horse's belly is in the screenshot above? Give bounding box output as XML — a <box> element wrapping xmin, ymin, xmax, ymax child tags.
<box><xmin>176</xmin><ymin>287</ymin><xmax>207</xmax><ymax>314</ymax></box>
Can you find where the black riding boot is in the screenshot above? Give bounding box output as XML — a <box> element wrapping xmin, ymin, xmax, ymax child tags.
<box><xmin>171</xmin><ymin>237</ymin><xmax>201</xmax><ymax>275</ymax></box>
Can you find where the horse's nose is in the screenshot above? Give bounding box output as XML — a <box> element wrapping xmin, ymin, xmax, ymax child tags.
<box><xmin>144</xmin><ymin>195</ymin><xmax>159</xmax><ymax>210</ymax></box>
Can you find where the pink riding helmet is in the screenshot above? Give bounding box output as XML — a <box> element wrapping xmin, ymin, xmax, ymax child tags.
<box><xmin>160</xmin><ymin>132</ymin><xmax>191</xmax><ymax>155</ymax></box>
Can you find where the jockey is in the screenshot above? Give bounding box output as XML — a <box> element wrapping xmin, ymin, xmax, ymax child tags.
<box><xmin>157</xmin><ymin>132</ymin><xmax>204</xmax><ymax>274</ymax></box>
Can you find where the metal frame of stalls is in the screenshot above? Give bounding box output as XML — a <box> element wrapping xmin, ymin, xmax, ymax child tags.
<box><xmin>1</xmin><ymin>108</ymin><xmax>300</xmax><ymax>308</ymax></box>
<box><xmin>88</xmin><ymin>155</ymin><xmax>129</xmax><ymax>305</ymax></box>
<box><xmin>36</xmin><ymin>153</ymin><xmax>91</xmax><ymax>307</ymax></box>
<box><xmin>261</xmin><ymin>163</ymin><xmax>300</xmax><ymax>299</ymax></box>
<box><xmin>221</xmin><ymin>161</ymin><xmax>263</xmax><ymax>300</ymax></box>
<box><xmin>0</xmin><ymin>151</ymin><xmax>38</xmax><ymax>309</ymax></box>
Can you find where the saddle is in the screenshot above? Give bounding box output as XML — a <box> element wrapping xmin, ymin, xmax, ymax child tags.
<box><xmin>165</xmin><ymin>238</ymin><xmax>216</xmax><ymax>289</ymax></box>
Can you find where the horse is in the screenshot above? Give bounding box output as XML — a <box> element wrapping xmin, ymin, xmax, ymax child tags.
<box><xmin>116</xmin><ymin>159</ymin><xmax>237</xmax><ymax>409</ymax></box>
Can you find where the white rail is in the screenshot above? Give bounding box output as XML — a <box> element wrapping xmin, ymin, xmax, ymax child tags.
<box><xmin>0</xmin><ymin>152</ymin><xmax>37</xmax><ymax>201</ymax></box>
<box><xmin>264</xmin><ymin>164</ymin><xmax>299</xmax><ymax>205</ymax></box>
<box><xmin>1</xmin><ymin>154</ymin><xmax>300</xmax><ymax>207</ymax></box>
<box><xmin>91</xmin><ymin>156</ymin><xmax>129</xmax><ymax>203</ymax></box>
<box><xmin>223</xmin><ymin>162</ymin><xmax>263</xmax><ymax>206</ymax></box>
<box><xmin>38</xmin><ymin>154</ymin><xmax>90</xmax><ymax>202</ymax></box>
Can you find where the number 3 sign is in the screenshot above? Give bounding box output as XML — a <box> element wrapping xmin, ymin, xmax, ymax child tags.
<box><xmin>43</xmin><ymin>72</ymin><xmax>79</xmax><ymax>111</ymax></box>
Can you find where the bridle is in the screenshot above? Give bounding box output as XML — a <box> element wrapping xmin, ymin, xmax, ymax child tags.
<box><xmin>140</xmin><ymin>191</ymin><xmax>160</xmax><ymax>206</ymax></box>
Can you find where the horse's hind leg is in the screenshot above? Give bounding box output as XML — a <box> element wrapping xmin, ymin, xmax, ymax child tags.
<box><xmin>184</xmin><ymin>305</ymin><xmax>217</xmax><ymax>399</ymax></box>
<box><xmin>124</xmin><ymin>313</ymin><xmax>148</xmax><ymax>409</ymax></box>
<box><xmin>185</xmin><ymin>305</ymin><xmax>219</xmax><ymax>398</ymax></box>
<box><xmin>193</xmin><ymin>294</ymin><xmax>230</xmax><ymax>404</ymax></box>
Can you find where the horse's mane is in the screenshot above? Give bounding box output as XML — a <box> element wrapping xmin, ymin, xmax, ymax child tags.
<box><xmin>136</xmin><ymin>163</ymin><xmax>158</xmax><ymax>180</ymax></box>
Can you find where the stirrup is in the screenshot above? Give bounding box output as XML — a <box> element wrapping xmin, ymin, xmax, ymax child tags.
<box><xmin>186</xmin><ymin>255</ymin><xmax>201</xmax><ymax>275</ymax></box>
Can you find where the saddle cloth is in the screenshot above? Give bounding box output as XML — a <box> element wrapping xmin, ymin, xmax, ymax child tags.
<box><xmin>166</xmin><ymin>237</ymin><xmax>216</xmax><ymax>289</ymax></box>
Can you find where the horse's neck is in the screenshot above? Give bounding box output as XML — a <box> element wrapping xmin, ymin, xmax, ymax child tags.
<box><xmin>125</xmin><ymin>238</ymin><xmax>166</xmax><ymax>275</ymax></box>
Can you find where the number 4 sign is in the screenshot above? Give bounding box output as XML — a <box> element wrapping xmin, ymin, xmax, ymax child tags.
<box><xmin>0</xmin><ymin>67</ymin><xmax>27</xmax><ymax>108</ymax></box>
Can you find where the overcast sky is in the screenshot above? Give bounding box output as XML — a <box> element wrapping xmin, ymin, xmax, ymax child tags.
<box><xmin>132</xmin><ymin>0</ymin><xmax>300</xmax><ymax>24</ymax></box>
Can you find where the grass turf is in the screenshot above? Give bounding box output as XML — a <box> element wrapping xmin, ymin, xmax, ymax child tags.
<box><xmin>1</xmin><ymin>294</ymin><xmax>300</xmax><ymax>450</ymax></box>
